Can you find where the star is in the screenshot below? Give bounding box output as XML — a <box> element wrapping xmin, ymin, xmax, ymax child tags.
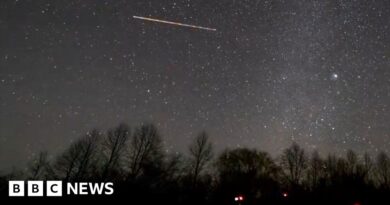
<box><xmin>331</xmin><ymin>73</ymin><xmax>339</xmax><ymax>80</ymax></box>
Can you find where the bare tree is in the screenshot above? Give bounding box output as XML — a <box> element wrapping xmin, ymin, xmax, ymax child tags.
<box><xmin>361</xmin><ymin>152</ymin><xmax>373</xmax><ymax>182</ymax></box>
<box><xmin>54</xmin><ymin>140</ymin><xmax>84</xmax><ymax>181</ymax></box>
<box><xmin>127</xmin><ymin>123</ymin><xmax>163</xmax><ymax>180</ymax></box>
<box><xmin>54</xmin><ymin>129</ymin><xmax>100</xmax><ymax>181</ymax></box>
<box><xmin>28</xmin><ymin>151</ymin><xmax>51</xmax><ymax>180</ymax></box>
<box><xmin>101</xmin><ymin>124</ymin><xmax>129</xmax><ymax>180</ymax></box>
<box><xmin>216</xmin><ymin>148</ymin><xmax>280</xmax><ymax>200</ymax></box>
<box><xmin>73</xmin><ymin>129</ymin><xmax>100</xmax><ymax>180</ymax></box>
<box><xmin>281</xmin><ymin>143</ymin><xmax>307</xmax><ymax>185</ymax></box>
<box><xmin>324</xmin><ymin>154</ymin><xmax>346</xmax><ymax>181</ymax></box>
<box><xmin>188</xmin><ymin>131</ymin><xmax>213</xmax><ymax>187</ymax></box>
<box><xmin>307</xmin><ymin>150</ymin><xmax>323</xmax><ymax>189</ymax></box>
<box><xmin>217</xmin><ymin>148</ymin><xmax>279</xmax><ymax>178</ymax></box>
<box><xmin>163</xmin><ymin>153</ymin><xmax>184</xmax><ymax>182</ymax></box>
<box><xmin>344</xmin><ymin>150</ymin><xmax>370</xmax><ymax>182</ymax></box>
<box><xmin>346</xmin><ymin>150</ymin><xmax>358</xmax><ymax>174</ymax></box>
<box><xmin>376</xmin><ymin>152</ymin><xmax>390</xmax><ymax>188</ymax></box>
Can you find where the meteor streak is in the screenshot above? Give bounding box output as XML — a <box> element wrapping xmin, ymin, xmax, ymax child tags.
<box><xmin>133</xmin><ymin>16</ymin><xmax>216</xmax><ymax>32</ymax></box>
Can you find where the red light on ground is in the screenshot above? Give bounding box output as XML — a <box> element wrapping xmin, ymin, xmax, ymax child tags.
<box><xmin>282</xmin><ymin>192</ymin><xmax>288</xmax><ymax>198</ymax></box>
<box><xmin>353</xmin><ymin>202</ymin><xmax>361</xmax><ymax>205</ymax></box>
<box><xmin>234</xmin><ymin>195</ymin><xmax>244</xmax><ymax>202</ymax></box>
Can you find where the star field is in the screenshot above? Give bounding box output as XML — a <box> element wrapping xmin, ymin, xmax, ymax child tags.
<box><xmin>0</xmin><ymin>0</ymin><xmax>389</xmax><ymax>170</ymax></box>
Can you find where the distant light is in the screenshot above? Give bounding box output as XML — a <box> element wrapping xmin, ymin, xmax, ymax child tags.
<box><xmin>234</xmin><ymin>195</ymin><xmax>244</xmax><ymax>202</ymax></box>
<box><xmin>282</xmin><ymin>192</ymin><xmax>288</xmax><ymax>198</ymax></box>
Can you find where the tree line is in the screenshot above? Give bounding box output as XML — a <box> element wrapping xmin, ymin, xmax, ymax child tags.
<box><xmin>1</xmin><ymin>123</ymin><xmax>390</xmax><ymax>204</ymax></box>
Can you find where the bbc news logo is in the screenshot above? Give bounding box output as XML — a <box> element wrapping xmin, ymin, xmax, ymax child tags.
<box><xmin>9</xmin><ymin>181</ymin><xmax>114</xmax><ymax>197</ymax></box>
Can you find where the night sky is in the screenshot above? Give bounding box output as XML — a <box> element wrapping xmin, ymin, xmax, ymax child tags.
<box><xmin>0</xmin><ymin>0</ymin><xmax>389</xmax><ymax>170</ymax></box>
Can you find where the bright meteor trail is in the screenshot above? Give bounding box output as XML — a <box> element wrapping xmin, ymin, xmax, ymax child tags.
<box><xmin>133</xmin><ymin>16</ymin><xmax>217</xmax><ymax>32</ymax></box>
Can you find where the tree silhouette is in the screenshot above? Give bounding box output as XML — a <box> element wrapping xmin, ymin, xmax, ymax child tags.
<box><xmin>362</xmin><ymin>152</ymin><xmax>373</xmax><ymax>183</ymax></box>
<box><xmin>162</xmin><ymin>153</ymin><xmax>184</xmax><ymax>182</ymax></box>
<box><xmin>216</xmin><ymin>148</ymin><xmax>280</xmax><ymax>204</ymax></box>
<box><xmin>306</xmin><ymin>150</ymin><xmax>324</xmax><ymax>189</ymax></box>
<box><xmin>27</xmin><ymin>151</ymin><xmax>52</xmax><ymax>180</ymax></box>
<box><xmin>73</xmin><ymin>129</ymin><xmax>100</xmax><ymax>180</ymax></box>
<box><xmin>1</xmin><ymin>122</ymin><xmax>390</xmax><ymax>204</ymax></box>
<box><xmin>101</xmin><ymin>124</ymin><xmax>129</xmax><ymax>180</ymax></box>
<box><xmin>281</xmin><ymin>143</ymin><xmax>307</xmax><ymax>186</ymax></box>
<box><xmin>188</xmin><ymin>131</ymin><xmax>213</xmax><ymax>188</ymax></box>
<box><xmin>376</xmin><ymin>151</ymin><xmax>390</xmax><ymax>188</ymax></box>
<box><xmin>126</xmin><ymin>123</ymin><xmax>163</xmax><ymax>180</ymax></box>
<box><xmin>53</xmin><ymin>129</ymin><xmax>100</xmax><ymax>181</ymax></box>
